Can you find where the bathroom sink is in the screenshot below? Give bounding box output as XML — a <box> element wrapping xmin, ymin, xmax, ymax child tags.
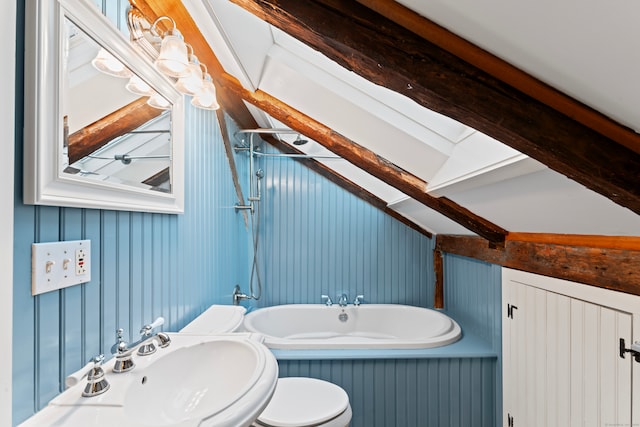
<box><xmin>21</xmin><ymin>334</ymin><xmax>278</xmax><ymax>427</ymax></box>
<box><xmin>124</xmin><ymin>339</ymin><xmax>266</xmax><ymax>425</ymax></box>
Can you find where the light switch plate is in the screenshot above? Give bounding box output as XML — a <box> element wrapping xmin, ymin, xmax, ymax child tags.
<box><xmin>32</xmin><ymin>240</ymin><xmax>91</xmax><ymax>296</ymax></box>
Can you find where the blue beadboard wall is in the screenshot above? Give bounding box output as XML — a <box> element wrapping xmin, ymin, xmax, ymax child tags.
<box><xmin>443</xmin><ymin>254</ymin><xmax>502</xmax><ymax>352</ymax></box>
<box><xmin>443</xmin><ymin>253</ymin><xmax>503</xmax><ymax>425</ymax></box>
<box><xmin>245</xmin><ymin>146</ymin><xmax>501</xmax><ymax>426</ymax></box>
<box><xmin>12</xmin><ymin>2</ymin><xmax>248</xmax><ymax>421</ymax></box>
<box><xmin>252</xmin><ymin>146</ymin><xmax>435</xmax><ymax>308</ymax></box>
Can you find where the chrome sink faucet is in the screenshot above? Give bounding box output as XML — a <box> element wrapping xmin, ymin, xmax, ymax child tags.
<box><xmin>82</xmin><ymin>354</ymin><xmax>110</xmax><ymax>397</ymax></box>
<box><xmin>112</xmin><ymin>317</ymin><xmax>170</xmax><ymax>373</ymax></box>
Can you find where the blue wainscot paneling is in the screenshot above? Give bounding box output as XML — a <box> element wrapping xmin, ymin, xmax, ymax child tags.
<box><xmin>279</xmin><ymin>358</ymin><xmax>496</xmax><ymax>427</ymax></box>
<box><xmin>13</xmin><ymin>15</ymin><xmax>248</xmax><ymax>421</ymax></box>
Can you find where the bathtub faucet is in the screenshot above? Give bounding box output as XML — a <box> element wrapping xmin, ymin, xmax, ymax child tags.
<box><xmin>353</xmin><ymin>295</ymin><xmax>364</xmax><ymax>306</ymax></box>
<box><xmin>321</xmin><ymin>295</ymin><xmax>333</xmax><ymax>306</ymax></box>
<box><xmin>338</xmin><ymin>293</ymin><xmax>349</xmax><ymax>307</ymax></box>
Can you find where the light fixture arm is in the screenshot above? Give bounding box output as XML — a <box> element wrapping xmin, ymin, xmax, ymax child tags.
<box><xmin>150</xmin><ymin>16</ymin><xmax>179</xmax><ymax>38</ymax></box>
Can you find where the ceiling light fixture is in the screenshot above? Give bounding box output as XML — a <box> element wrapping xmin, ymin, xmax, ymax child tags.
<box><xmin>147</xmin><ymin>91</ymin><xmax>171</xmax><ymax>110</ymax></box>
<box><xmin>191</xmin><ymin>65</ymin><xmax>220</xmax><ymax>110</ymax></box>
<box><xmin>127</xmin><ymin>8</ymin><xmax>222</xmax><ymax>111</ymax></box>
<box><xmin>150</xmin><ymin>16</ymin><xmax>189</xmax><ymax>78</ymax></box>
<box><xmin>175</xmin><ymin>44</ymin><xmax>204</xmax><ymax>96</ymax></box>
<box><xmin>91</xmin><ymin>47</ymin><xmax>133</xmax><ymax>78</ymax></box>
<box><xmin>125</xmin><ymin>74</ymin><xmax>154</xmax><ymax>96</ymax></box>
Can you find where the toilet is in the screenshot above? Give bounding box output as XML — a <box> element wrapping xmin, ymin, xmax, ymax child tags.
<box><xmin>253</xmin><ymin>377</ymin><xmax>352</xmax><ymax>427</ymax></box>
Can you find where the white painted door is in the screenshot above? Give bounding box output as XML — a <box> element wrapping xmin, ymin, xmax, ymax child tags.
<box><xmin>503</xmin><ymin>279</ymin><xmax>633</xmax><ymax>426</ymax></box>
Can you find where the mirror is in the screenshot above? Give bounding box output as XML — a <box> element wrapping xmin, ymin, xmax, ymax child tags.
<box><xmin>24</xmin><ymin>0</ymin><xmax>184</xmax><ymax>213</ymax></box>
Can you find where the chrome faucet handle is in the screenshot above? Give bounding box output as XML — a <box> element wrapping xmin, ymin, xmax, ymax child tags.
<box><xmin>140</xmin><ymin>316</ymin><xmax>164</xmax><ymax>336</ymax></box>
<box><xmin>82</xmin><ymin>354</ymin><xmax>110</xmax><ymax>397</ymax></box>
<box><xmin>114</xmin><ymin>328</ymin><xmax>128</xmax><ymax>354</ymax></box>
<box><xmin>353</xmin><ymin>295</ymin><xmax>364</xmax><ymax>306</ymax></box>
<box><xmin>321</xmin><ymin>295</ymin><xmax>333</xmax><ymax>306</ymax></box>
<box><xmin>112</xmin><ymin>328</ymin><xmax>135</xmax><ymax>373</ymax></box>
<box><xmin>137</xmin><ymin>317</ymin><xmax>167</xmax><ymax>356</ymax></box>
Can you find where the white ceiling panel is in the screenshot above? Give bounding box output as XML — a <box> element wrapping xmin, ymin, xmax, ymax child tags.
<box><xmin>398</xmin><ymin>0</ymin><xmax>640</xmax><ymax>132</ymax></box>
<box><xmin>449</xmin><ymin>169</ymin><xmax>640</xmax><ymax>236</ymax></box>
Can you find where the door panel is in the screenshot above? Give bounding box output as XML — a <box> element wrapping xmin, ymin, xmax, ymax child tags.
<box><xmin>503</xmin><ymin>280</ymin><xmax>632</xmax><ymax>426</ymax></box>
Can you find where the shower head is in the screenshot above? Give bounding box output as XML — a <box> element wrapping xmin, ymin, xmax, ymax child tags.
<box><xmin>292</xmin><ymin>134</ymin><xmax>308</xmax><ymax>146</ymax></box>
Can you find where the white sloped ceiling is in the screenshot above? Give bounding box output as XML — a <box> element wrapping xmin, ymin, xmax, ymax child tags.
<box><xmin>184</xmin><ymin>0</ymin><xmax>640</xmax><ymax>237</ymax></box>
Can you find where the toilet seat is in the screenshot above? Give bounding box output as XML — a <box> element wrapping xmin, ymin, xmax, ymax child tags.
<box><xmin>254</xmin><ymin>377</ymin><xmax>352</xmax><ymax>427</ymax></box>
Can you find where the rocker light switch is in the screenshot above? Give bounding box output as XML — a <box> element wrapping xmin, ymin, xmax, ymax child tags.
<box><xmin>32</xmin><ymin>240</ymin><xmax>91</xmax><ymax>295</ymax></box>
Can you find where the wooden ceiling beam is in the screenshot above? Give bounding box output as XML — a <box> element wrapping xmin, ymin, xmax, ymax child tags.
<box><xmin>436</xmin><ymin>234</ymin><xmax>640</xmax><ymax>295</ymax></box>
<box><xmin>229</xmin><ymin>0</ymin><xmax>640</xmax><ymax>215</ymax></box>
<box><xmin>67</xmin><ymin>97</ymin><xmax>161</xmax><ymax>164</ymax></box>
<box><xmin>357</xmin><ymin>0</ymin><xmax>640</xmax><ymax>155</ymax></box>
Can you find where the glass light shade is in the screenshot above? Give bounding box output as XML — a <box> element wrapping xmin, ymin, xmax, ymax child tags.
<box><xmin>91</xmin><ymin>47</ymin><xmax>132</xmax><ymax>78</ymax></box>
<box><xmin>147</xmin><ymin>92</ymin><xmax>171</xmax><ymax>110</ymax></box>
<box><xmin>125</xmin><ymin>75</ymin><xmax>154</xmax><ymax>96</ymax></box>
<box><xmin>191</xmin><ymin>74</ymin><xmax>220</xmax><ymax>110</ymax></box>
<box><xmin>175</xmin><ymin>55</ymin><xmax>203</xmax><ymax>96</ymax></box>
<box><xmin>155</xmin><ymin>32</ymin><xmax>189</xmax><ymax>78</ymax></box>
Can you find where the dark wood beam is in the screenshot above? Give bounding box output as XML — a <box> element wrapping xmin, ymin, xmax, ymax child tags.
<box><xmin>356</xmin><ymin>0</ymin><xmax>640</xmax><ymax>155</ymax></box>
<box><xmin>433</xmin><ymin>249</ymin><xmax>444</xmax><ymax>308</ymax></box>
<box><xmin>222</xmin><ymin>80</ymin><xmax>507</xmax><ymax>243</ymax></box>
<box><xmin>229</xmin><ymin>0</ymin><xmax>640</xmax><ymax>215</ymax></box>
<box><xmin>436</xmin><ymin>234</ymin><xmax>640</xmax><ymax>295</ymax></box>
<box><xmin>216</xmin><ymin>109</ymin><xmax>250</xmax><ymax>229</ymax></box>
<box><xmin>67</xmin><ymin>97</ymin><xmax>161</xmax><ymax>164</ymax></box>
<box><xmin>142</xmin><ymin>167</ymin><xmax>170</xmax><ymax>188</ymax></box>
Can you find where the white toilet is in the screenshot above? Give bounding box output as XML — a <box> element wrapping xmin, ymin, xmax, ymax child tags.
<box><xmin>253</xmin><ymin>377</ymin><xmax>352</xmax><ymax>427</ymax></box>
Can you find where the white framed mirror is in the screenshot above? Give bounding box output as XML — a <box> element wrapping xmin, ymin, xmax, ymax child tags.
<box><xmin>24</xmin><ymin>0</ymin><xmax>185</xmax><ymax>213</ymax></box>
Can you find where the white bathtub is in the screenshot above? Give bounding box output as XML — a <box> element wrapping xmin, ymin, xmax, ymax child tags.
<box><xmin>242</xmin><ymin>304</ymin><xmax>462</xmax><ymax>350</ymax></box>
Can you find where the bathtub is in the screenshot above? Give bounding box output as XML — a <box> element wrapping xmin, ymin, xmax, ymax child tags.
<box><xmin>242</xmin><ymin>304</ymin><xmax>462</xmax><ymax>350</ymax></box>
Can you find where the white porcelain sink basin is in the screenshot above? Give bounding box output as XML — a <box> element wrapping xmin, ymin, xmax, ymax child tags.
<box><xmin>19</xmin><ymin>334</ymin><xmax>278</xmax><ymax>427</ymax></box>
<box><xmin>124</xmin><ymin>339</ymin><xmax>266</xmax><ymax>426</ymax></box>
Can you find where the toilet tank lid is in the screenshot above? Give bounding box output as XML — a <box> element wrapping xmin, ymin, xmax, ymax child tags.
<box><xmin>179</xmin><ymin>305</ymin><xmax>246</xmax><ymax>334</ymax></box>
<box><xmin>258</xmin><ymin>377</ymin><xmax>350</xmax><ymax>427</ymax></box>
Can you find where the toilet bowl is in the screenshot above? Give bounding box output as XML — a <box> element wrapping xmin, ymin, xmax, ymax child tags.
<box><xmin>253</xmin><ymin>377</ymin><xmax>352</xmax><ymax>427</ymax></box>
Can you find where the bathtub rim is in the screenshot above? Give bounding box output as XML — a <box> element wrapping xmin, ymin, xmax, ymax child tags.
<box><xmin>243</xmin><ymin>303</ymin><xmax>463</xmax><ymax>351</ymax></box>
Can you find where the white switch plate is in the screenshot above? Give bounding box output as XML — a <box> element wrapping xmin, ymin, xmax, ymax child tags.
<box><xmin>32</xmin><ymin>240</ymin><xmax>91</xmax><ymax>296</ymax></box>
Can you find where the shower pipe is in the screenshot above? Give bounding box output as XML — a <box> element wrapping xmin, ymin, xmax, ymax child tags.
<box><xmin>233</xmin><ymin>129</ymin><xmax>340</xmax><ymax>212</ymax></box>
<box><xmin>232</xmin><ymin>129</ymin><xmax>341</xmax><ymax>305</ymax></box>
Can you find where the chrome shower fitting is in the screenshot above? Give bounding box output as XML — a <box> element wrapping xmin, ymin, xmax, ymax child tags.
<box><xmin>233</xmin><ymin>284</ymin><xmax>250</xmax><ymax>305</ymax></box>
<box><xmin>292</xmin><ymin>134</ymin><xmax>308</xmax><ymax>145</ymax></box>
